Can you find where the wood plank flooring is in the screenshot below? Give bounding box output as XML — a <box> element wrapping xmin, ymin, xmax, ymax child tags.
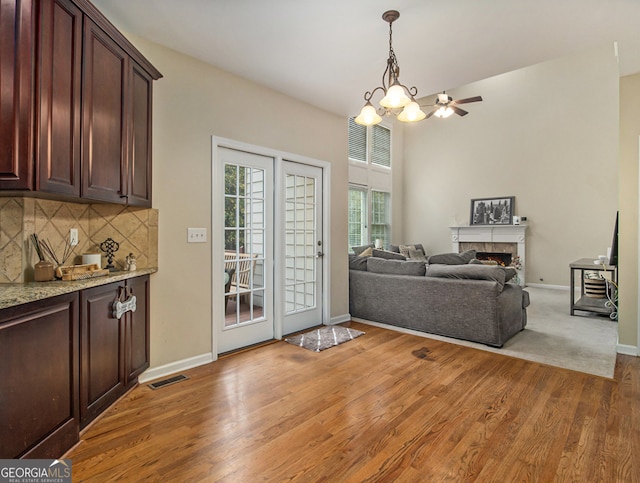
<box><xmin>67</xmin><ymin>322</ymin><xmax>640</xmax><ymax>482</ymax></box>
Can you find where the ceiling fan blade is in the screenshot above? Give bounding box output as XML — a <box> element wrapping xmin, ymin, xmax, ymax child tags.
<box><xmin>453</xmin><ymin>96</ymin><xmax>483</xmax><ymax>105</ymax></box>
<box><xmin>451</xmin><ymin>105</ymin><xmax>468</xmax><ymax>116</ymax></box>
<box><xmin>425</xmin><ymin>108</ymin><xmax>438</xmax><ymax>119</ymax></box>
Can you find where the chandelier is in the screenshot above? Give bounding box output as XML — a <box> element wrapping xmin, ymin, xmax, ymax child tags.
<box><xmin>355</xmin><ymin>10</ymin><xmax>426</xmax><ymax>126</ymax></box>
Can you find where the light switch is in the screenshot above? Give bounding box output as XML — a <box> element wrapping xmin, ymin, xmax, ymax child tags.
<box><xmin>187</xmin><ymin>228</ymin><xmax>207</xmax><ymax>243</ymax></box>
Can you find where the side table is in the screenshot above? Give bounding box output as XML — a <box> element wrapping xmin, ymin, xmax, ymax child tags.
<box><xmin>569</xmin><ymin>258</ymin><xmax>617</xmax><ymax>317</ymax></box>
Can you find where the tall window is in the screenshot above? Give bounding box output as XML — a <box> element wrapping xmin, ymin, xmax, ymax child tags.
<box><xmin>370</xmin><ymin>190</ymin><xmax>390</xmax><ymax>247</ymax></box>
<box><xmin>348</xmin><ymin>187</ymin><xmax>367</xmax><ymax>248</ymax></box>
<box><xmin>348</xmin><ymin>118</ymin><xmax>392</xmax><ymax>251</ymax></box>
<box><xmin>348</xmin><ymin>118</ymin><xmax>391</xmax><ymax>168</ymax></box>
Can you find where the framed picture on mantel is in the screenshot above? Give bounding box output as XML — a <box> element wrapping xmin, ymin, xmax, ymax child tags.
<box><xmin>470</xmin><ymin>196</ymin><xmax>515</xmax><ymax>225</ymax></box>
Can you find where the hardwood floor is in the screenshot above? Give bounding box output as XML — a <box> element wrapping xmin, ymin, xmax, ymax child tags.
<box><xmin>67</xmin><ymin>322</ymin><xmax>640</xmax><ymax>482</ymax></box>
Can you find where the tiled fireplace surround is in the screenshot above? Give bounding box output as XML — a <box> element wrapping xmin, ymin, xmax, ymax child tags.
<box><xmin>0</xmin><ymin>197</ymin><xmax>158</xmax><ymax>283</ymax></box>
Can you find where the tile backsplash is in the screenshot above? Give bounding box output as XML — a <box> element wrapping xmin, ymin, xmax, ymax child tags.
<box><xmin>0</xmin><ymin>197</ymin><xmax>158</xmax><ymax>283</ymax></box>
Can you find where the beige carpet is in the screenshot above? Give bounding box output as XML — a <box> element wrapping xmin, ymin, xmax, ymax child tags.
<box><xmin>357</xmin><ymin>286</ymin><xmax>618</xmax><ymax>378</ymax></box>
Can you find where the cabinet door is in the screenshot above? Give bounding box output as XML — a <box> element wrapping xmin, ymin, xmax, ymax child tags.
<box><xmin>36</xmin><ymin>0</ymin><xmax>82</xmax><ymax>196</ymax></box>
<box><xmin>81</xmin><ymin>18</ymin><xmax>128</xmax><ymax>203</ymax></box>
<box><xmin>127</xmin><ymin>63</ymin><xmax>153</xmax><ymax>207</ymax></box>
<box><xmin>0</xmin><ymin>293</ymin><xmax>79</xmax><ymax>459</ymax></box>
<box><xmin>0</xmin><ymin>0</ymin><xmax>34</xmax><ymax>190</ymax></box>
<box><xmin>80</xmin><ymin>282</ymin><xmax>126</xmax><ymax>427</ymax></box>
<box><xmin>126</xmin><ymin>275</ymin><xmax>150</xmax><ymax>384</ymax></box>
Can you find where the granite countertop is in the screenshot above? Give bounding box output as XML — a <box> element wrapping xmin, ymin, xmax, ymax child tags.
<box><xmin>0</xmin><ymin>268</ymin><xmax>158</xmax><ymax>310</ymax></box>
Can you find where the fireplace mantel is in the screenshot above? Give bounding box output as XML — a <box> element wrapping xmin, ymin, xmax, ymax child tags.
<box><xmin>450</xmin><ymin>225</ymin><xmax>527</xmax><ymax>285</ymax></box>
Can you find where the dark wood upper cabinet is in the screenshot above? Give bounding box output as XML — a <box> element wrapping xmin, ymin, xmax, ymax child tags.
<box><xmin>81</xmin><ymin>18</ymin><xmax>128</xmax><ymax>204</ymax></box>
<box><xmin>0</xmin><ymin>0</ymin><xmax>161</xmax><ymax>204</ymax></box>
<box><xmin>128</xmin><ymin>62</ymin><xmax>153</xmax><ymax>207</ymax></box>
<box><xmin>36</xmin><ymin>0</ymin><xmax>83</xmax><ymax>196</ymax></box>
<box><xmin>0</xmin><ymin>0</ymin><xmax>35</xmax><ymax>190</ymax></box>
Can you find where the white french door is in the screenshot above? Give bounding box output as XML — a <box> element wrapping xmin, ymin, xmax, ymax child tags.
<box><xmin>218</xmin><ymin>147</ymin><xmax>274</xmax><ymax>353</ymax></box>
<box><xmin>280</xmin><ymin>161</ymin><xmax>324</xmax><ymax>335</ymax></box>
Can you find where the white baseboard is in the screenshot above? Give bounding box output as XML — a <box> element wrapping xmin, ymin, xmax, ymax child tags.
<box><xmin>329</xmin><ymin>313</ymin><xmax>351</xmax><ymax>325</ymax></box>
<box><xmin>525</xmin><ymin>283</ymin><xmax>570</xmax><ymax>290</ymax></box>
<box><xmin>138</xmin><ymin>352</ymin><xmax>214</xmax><ymax>384</ymax></box>
<box><xmin>616</xmin><ymin>343</ymin><xmax>639</xmax><ymax>356</ymax></box>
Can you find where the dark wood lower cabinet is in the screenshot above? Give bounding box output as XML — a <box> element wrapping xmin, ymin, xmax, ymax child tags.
<box><xmin>126</xmin><ymin>275</ymin><xmax>150</xmax><ymax>384</ymax></box>
<box><xmin>0</xmin><ymin>274</ymin><xmax>150</xmax><ymax>457</ymax></box>
<box><xmin>80</xmin><ymin>282</ymin><xmax>126</xmax><ymax>426</ymax></box>
<box><xmin>0</xmin><ymin>293</ymin><xmax>79</xmax><ymax>459</ymax></box>
<box><xmin>80</xmin><ymin>275</ymin><xmax>150</xmax><ymax>428</ymax></box>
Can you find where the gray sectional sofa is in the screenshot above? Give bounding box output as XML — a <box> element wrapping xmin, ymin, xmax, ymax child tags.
<box><xmin>348</xmin><ymin>252</ymin><xmax>530</xmax><ymax>347</ymax></box>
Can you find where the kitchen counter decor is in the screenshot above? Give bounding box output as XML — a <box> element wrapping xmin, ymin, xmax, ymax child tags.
<box><xmin>55</xmin><ymin>263</ymin><xmax>109</xmax><ymax>281</ymax></box>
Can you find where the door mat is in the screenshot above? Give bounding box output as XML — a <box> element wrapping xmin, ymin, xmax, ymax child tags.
<box><xmin>285</xmin><ymin>326</ymin><xmax>364</xmax><ymax>352</ymax></box>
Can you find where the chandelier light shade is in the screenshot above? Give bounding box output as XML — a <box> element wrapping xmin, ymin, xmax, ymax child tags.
<box><xmin>355</xmin><ymin>10</ymin><xmax>425</xmax><ymax>126</ymax></box>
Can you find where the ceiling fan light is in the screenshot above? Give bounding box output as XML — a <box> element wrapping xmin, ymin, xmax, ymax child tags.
<box><xmin>397</xmin><ymin>101</ymin><xmax>426</xmax><ymax>123</ymax></box>
<box><xmin>379</xmin><ymin>84</ymin><xmax>411</xmax><ymax>109</ymax></box>
<box><xmin>354</xmin><ymin>102</ymin><xmax>382</xmax><ymax>126</ymax></box>
<box><xmin>434</xmin><ymin>106</ymin><xmax>454</xmax><ymax>118</ymax></box>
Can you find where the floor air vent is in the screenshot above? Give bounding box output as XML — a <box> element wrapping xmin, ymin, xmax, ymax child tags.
<box><xmin>148</xmin><ymin>374</ymin><xmax>189</xmax><ymax>390</ymax></box>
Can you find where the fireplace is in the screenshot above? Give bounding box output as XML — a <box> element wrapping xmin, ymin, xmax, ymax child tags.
<box><xmin>477</xmin><ymin>252</ymin><xmax>512</xmax><ymax>266</ymax></box>
<box><xmin>450</xmin><ymin>225</ymin><xmax>527</xmax><ymax>286</ymax></box>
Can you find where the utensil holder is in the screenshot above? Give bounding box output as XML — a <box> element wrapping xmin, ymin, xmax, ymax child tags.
<box><xmin>34</xmin><ymin>260</ymin><xmax>55</xmax><ymax>282</ymax></box>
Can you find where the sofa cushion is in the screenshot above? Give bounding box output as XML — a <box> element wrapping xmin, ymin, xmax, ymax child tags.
<box><xmin>367</xmin><ymin>257</ymin><xmax>426</xmax><ymax>276</ymax></box>
<box><xmin>352</xmin><ymin>243</ymin><xmax>374</xmax><ymax>256</ymax></box>
<box><xmin>427</xmin><ymin>249</ymin><xmax>476</xmax><ymax>265</ymax></box>
<box><xmin>348</xmin><ymin>254</ymin><xmax>368</xmax><ymax>271</ymax></box>
<box><xmin>470</xmin><ymin>259</ymin><xmax>518</xmax><ymax>282</ymax></box>
<box><xmin>372</xmin><ymin>249</ymin><xmax>406</xmax><ymax>260</ymax></box>
<box><xmin>426</xmin><ymin>263</ymin><xmax>506</xmax><ymax>291</ymax></box>
<box><xmin>503</xmin><ymin>267</ymin><xmax>517</xmax><ymax>283</ymax></box>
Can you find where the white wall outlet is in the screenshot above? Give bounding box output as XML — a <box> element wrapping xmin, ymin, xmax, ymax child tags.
<box><xmin>187</xmin><ymin>227</ymin><xmax>207</xmax><ymax>243</ymax></box>
<box><xmin>69</xmin><ymin>228</ymin><xmax>79</xmax><ymax>246</ymax></box>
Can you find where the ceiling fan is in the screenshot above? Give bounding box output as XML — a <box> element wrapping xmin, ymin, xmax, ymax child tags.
<box><xmin>423</xmin><ymin>92</ymin><xmax>483</xmax><ymax>119</ymax></box>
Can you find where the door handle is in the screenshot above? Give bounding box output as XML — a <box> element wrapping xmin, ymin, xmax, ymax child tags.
<box><xmin>316</xmin><ymin>251</ymin><xmax>325</xmax><ymax>258</ymax></box>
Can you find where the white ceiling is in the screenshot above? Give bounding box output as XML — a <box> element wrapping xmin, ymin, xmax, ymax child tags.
<box><xmin>94</xmin><ymin>0</ymin><xmax>640</xmax><ymax>118</ymax></box>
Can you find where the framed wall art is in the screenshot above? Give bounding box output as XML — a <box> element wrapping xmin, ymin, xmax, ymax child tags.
<box><xmin>470</xmin><ymin>196</ymin><xmax>514</xmax><ymax>225</ymax></box>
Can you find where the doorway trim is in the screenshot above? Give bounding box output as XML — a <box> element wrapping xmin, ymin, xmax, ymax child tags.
<box><xmin>211</xmin><ymin>136</ymin><xmax>331</xmax><ymax>356</ymax></box>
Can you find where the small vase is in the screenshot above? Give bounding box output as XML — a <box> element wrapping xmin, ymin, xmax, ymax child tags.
<box><xmin>34</xmin><ymin>260</ymin><xmax>55</xmax><ymax>282</ymax></box>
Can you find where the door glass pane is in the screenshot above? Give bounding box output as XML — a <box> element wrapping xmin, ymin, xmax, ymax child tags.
<box><xmin>285</xmin><ymin>174</ymin><xmax>317</xmax><ymax>315</ymax></box>
<box><xmin>224</xmin><ymin>163</ymin><xmax>266</xmax><ymax>327</ymax></box>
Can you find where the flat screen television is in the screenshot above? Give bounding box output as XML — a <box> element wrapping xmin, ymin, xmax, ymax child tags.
<box><xmin>609</xmin><ymin>211</ymin><xmax>618</xmax><ymax>266</ymax></box>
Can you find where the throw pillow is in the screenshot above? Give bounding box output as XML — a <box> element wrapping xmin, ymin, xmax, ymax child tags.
<box><xmin>425</xmin><ymin>264</ymin><xmax>506</xmax><ymax>291</ymax></box>
<box><xmin>408</xmin><ymin>247</ymin><xmax>428</xmax><ymax>262</ymax></box>
<box><xmin>366</xmin><ymin>257</ymin><xmax>426</xmax><ymax>276</ymax></box>
<box><xmin>399</xmin><ymin>244</ymin><xmax>427</xmax><ymax>261</ymax></box>
<box><xmin>357</xmin><ymin>247</ymin><xmax>373</xmax><ymax>257</ymax></box>
<box><xmin>372</xmin><ymin>249</ymin><xmax>406</xmax><ymax>260</ymax></box>
<box><xmin>390</xmin><ymin>243</ymin><xmax>425</xmax><ymax>254</ymax></box>
<box><xmin>427</xmin><ymin>249</ymin><xmax>476</xmax><ymax>265</ymax></box>
<box><xmin>348</xmin><ymin>254</ymin><xmax>368</xmax><ymax>271</ymax></box>
<box><xmin>352</xmin><ymin>243</ymin><xmax>374</xmax><ymax>256</ymax></box>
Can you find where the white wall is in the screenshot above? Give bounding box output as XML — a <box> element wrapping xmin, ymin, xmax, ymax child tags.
<box><xmin>619</xmin><ymin>73</ymin><xmax>640</xmax><ymax>350</ymax></box>
<box><xmin>402</xmin><ymin>44</ymin><xmax>619</xmax><ymax>287</ymax></box>
<box><xmin>126</xmin><ymin>36</ymin><xmax>349</xmax><ymax>368</ymax></box>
